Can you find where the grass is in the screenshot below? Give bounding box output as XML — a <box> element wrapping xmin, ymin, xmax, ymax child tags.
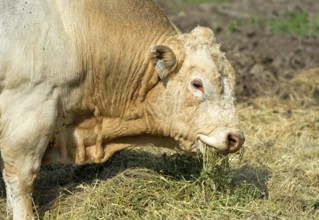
<box><xmin>0</xmin><ymin>69</ymin><xmax>317</xmax><ymax>219</ymax></box>
<box><xmin>226</xmin><ymin>10</ymin><xmax>319</xmax><ymax>37</ymax></box>
<box><xmin>36</xmin><ymin>152</ymin><xmax>267</xmax><ymax>219</ymax></box>
<box><xmin>169</xmin><ymin>1</ymin><xmax>319</xmax><ymax>38</ymax></box>
<box><xmin>228</xmin><ymin>21</ymin><xmax>241</xmax><ymax>33</ymax></box>
<box><xmin>267</xmin><ymin>10</ymin><xmax>319</xmax><ymax>37</ymax></box>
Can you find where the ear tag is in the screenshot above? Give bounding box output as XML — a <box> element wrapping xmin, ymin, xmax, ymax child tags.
<box><xmin>155</xmin><ymin>59</ymin><xmax>165</xmax><ymax>79</ymax></box>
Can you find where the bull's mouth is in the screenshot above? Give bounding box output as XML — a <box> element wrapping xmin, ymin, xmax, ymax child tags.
<box><xmin>196</xmin><ymin>131</ymin><xmax>245</xmax><ymax>154</ymax></box>
<box><xmin>194</xmin><ymin>139</ymin><xmax>224</xmax><ymax>155</ymax></box>
<box><xmin>196</xmin><ymin>139</ymin><xmax>229</xmax><ymax>155</ymax></box>
<box><xmin>196</xmin><ymin>139</ymin><xmax>214</xmax><ymax>153</ymax></box>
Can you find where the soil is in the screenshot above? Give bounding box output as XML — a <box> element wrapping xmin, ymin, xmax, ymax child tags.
<box><xmin>155</xmin><ymin>0</ymin><xmax>319</xmax><ymax>102</ymax></box>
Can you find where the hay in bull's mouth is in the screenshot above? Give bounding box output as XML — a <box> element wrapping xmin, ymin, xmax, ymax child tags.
<box><xmin>199</xmin><ymin>144</ymin><xmax>233</xmax><ymax>192</ymax></box>
<box><xmin>201</xmin><ymin>144</ymin><xmax>229</xmax><ymax>173</ymax></box>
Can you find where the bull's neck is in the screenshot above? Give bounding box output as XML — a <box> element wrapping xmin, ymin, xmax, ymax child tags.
<box><xmin>81</xmin><ymin>20</ymin><xmax>177</xmax><ymax>120</ymax></box>
<box><xmin>85</xmin><ymin>37</ymin><xmax>162</xmax><ymax>118</ymax></box>
<box><xmin>64</xmin><ymin>0</ymin><xmax>179</xmax><ymax>139</ymax></box>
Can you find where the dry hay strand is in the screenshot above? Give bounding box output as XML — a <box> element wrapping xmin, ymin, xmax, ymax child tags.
<box><xmin>236</xmin><ymin>91</ymin><xmax>319</xmax><ymax>218</ymax></box>
<box><xmin>277</xmin><ymin>68</ymin><xmax>319</xmax><ymax>108</ymax></box>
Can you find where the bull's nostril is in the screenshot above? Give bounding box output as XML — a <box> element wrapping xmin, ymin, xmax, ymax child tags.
<box><xmin>228</xmin><ymin>134</ymin><xmax>239</xmax><ymax>147</ymax></box>
<box><xmin>227</xmin><ymin>132</ymin><xmax>245</xmax><ymax>152</ymax></box>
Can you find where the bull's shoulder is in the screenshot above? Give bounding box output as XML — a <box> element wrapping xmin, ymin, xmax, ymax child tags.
<box><xmin>0</xmin><ymin>1</ymin><xmax>83</xmax><ymax>90</ymax></box>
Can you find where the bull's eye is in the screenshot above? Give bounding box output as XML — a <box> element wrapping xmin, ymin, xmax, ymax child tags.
<box><xmin>191</xmin><ymin>79</ymin><xmax>204</xmax><ymax>93</ymax></box>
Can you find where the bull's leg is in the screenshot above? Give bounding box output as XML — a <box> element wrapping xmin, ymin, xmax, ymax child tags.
<box><xmin>1</xmin><ymin>124</ymin><xmax>55</xmax><ymax>219</ymax></box>
<box><xmin>2</xmin><ymin>167</ymin><xmax>37</xmax><ymax>219</ymax></box>
<box><xmin>74</xmin><ymin>129</ymin><xmax>86</xmax><ymax>164</ymax></box>
<box><xmin>0</xmin><ymin>90</ymin><xmax>58</xmax><ymax>219</ymax></box>
<box><xmin>75</xmin><ymin>142</ymin><xmax>86</xmax><ymax>164</ymax></box>
<box><xmin>1</xmin><ymin>122</ymin><xmax>55</xmax><ymax>219</ymax></box>
<box><xmin>93</xmin><ymin>136</ymin><xmax>104</xmax><ymax>162</ymax></box>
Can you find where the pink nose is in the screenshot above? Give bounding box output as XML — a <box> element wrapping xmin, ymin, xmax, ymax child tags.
<box><xmin>199</xmin><ymin>129</ymin><xmax>245</xmax><ymax>154</ymax></box>
<box><xmin>227</xmin><ymin>131</ymin><xmax>245</xmax><ymax>153</ymax></box>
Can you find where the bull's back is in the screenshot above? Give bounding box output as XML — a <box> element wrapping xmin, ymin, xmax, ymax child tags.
<box><xmin>0</xmin><ymin>0</ymin><xmax>80</xmax><ymax>92</ymax></box>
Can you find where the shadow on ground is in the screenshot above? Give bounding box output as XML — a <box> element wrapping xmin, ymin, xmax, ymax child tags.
<box><xmin>0</xmin><ymin>149</ymin><xmax>272</xmax><ymax>218</ymax></box>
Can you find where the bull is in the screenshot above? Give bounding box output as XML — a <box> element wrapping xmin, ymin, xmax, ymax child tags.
<box><xmin>0</xmin><ymin>0</ymin><xmax>244</xmax><ymax>219</ymax></box>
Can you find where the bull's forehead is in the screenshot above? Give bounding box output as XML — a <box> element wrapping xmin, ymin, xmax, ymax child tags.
<box><xmin>180</xmin><ymin>35</ymin><xmax>233</xmax><ymax>75</ymax></box>
<box><xmin>187</xmin><ymin>45</ymin><xmax>219</xmax><ymax>74</ymax></box>
<box><xmin>182</xmin><ymin>40</ymin><xmax>235</xmax><ymax>83</ymax></box>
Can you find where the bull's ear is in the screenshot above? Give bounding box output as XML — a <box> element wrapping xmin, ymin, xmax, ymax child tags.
<box><xmin>151</xmin><ymin>45</ymin><xmax>177</xmax><ymax>79</ymax></box>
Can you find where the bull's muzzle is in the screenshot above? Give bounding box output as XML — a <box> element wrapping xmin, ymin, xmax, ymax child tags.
<box><xmin>199</xmin><ymin>129</ymin><xmax>245</xmax><ymax>154</ymax></box>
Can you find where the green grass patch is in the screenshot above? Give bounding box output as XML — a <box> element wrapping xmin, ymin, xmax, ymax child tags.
<box><xmin>228</xmin><ymin>21</ymin><xmax>241</xmax><ymax>33</ymax></box>
<box><xmin>252</xmin><ymin>15</ymin><xmax>265</xmax><ymax>26</ymax></box>
<box><xmin>268</xmin><ymin>10</ymin><xmax>319</xmax><ymax>37</ymax></box>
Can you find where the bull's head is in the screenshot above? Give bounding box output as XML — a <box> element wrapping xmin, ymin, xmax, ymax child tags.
<box><xmin>147</xmin><ymin>26</ymin><xmax>244</xmax><ymax>155</ymax></box>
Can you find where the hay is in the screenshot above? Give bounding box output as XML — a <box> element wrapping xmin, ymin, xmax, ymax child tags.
<box><xmin>277</xmin><ymin>68</ymin><xmax>319</xmax><ymax>108</ymax></box>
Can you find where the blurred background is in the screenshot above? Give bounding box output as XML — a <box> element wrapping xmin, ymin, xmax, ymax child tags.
<box><xmin>156</xmin><ymin>0</ymin><xmax>319</xmax><ymax>103</ymax></box>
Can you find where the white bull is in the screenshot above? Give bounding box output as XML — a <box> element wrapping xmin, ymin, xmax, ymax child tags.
<box><xmin>0</xmin><ymin>0</ymin><xmax>244</xmax><ymax>219</ymax></box>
